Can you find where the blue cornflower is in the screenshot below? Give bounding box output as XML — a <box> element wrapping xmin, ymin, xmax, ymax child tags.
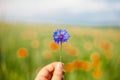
<box><xmin>53</xmin><ymin>29</ymin><xmax>70</xmax><ymax>44</ymax></box>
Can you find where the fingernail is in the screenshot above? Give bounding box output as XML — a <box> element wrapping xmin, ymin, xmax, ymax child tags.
<box><xmin>62</xmin><ymin>63</ymin><xmax>64</xmax><ymax>66</ymax></box>
<box><xmin>56</xmin><ymin>63</ymin><xmax>63</xmax><ymax>71</ymax></box>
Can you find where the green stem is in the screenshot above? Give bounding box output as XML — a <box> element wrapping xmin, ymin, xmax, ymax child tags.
<box><xmin>60</xmin><ymin>41</ymin><xmax>62</xmax><ymax>62</ymax></box>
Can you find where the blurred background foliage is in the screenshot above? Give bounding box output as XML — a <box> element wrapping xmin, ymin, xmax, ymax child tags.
<box><xmin>0</xmin><ymin>22</ymin><xmax>120</xmax><ymax>80</ymax></box>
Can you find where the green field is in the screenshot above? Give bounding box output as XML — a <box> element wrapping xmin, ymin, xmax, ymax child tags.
<box><xmin>0</xmin><ymin>22</ymin><xmax>120</xmax><ymax>80</ymax></box>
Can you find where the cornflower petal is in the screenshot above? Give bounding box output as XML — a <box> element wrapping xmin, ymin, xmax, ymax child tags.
<box><xmin>53</xmin><ymin>29</ymin><xmax>70</xmax><ymax>44</ymax></box>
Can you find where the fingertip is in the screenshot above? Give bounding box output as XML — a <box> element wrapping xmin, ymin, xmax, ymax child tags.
<box><xmin>56</xmin><ymin>62</ymin><xmax>63</xmax><ymax>71</ymax></box>
<box><xmin>52</xmin><ymin>62</ymin><xmax>64</xmax><ymax>80</ymax></box>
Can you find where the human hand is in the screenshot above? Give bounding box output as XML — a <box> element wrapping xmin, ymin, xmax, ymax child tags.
<box><xmin>35</xmin><ymin>62</ymin><xmax>64</xmax><ymax>80</ymax></box>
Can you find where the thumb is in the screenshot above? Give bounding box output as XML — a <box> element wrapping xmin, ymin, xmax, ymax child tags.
<box><xmin>52</xmin><ymin>62</ymin><xmax>64</xmax><ymax>80</ymax></box>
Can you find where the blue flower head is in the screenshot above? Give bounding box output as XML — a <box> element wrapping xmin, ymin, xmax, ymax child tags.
<box><xmin>53</xmin><ymin>29</ymin><xmax>70</xmax><ymax>44</ymax></box>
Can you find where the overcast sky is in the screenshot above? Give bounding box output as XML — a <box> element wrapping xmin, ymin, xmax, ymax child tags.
<box><xmin>0</xmin><ymin>0</ymin><xmax>120</xmax><ymax>25</ymax></box>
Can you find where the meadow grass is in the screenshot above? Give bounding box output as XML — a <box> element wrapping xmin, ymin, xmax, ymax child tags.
<box><xmin>0</xmin><ymin>22</ymin><xmax>120</xmax><ymax>80</ymax></box>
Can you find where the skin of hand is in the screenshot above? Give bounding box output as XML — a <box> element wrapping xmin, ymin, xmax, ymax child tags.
<box><xmin>35</xmin><ymin>62</ymin><xmax>64</xmax><ymax>80</ymax></box>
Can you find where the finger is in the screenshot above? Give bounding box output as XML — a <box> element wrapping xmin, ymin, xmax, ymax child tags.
<box><xmin>35</xmin><ymin>62</ymin><xmax>58</xmax><ymax>80</ymax></box>
<box><xmin>52</xmin><ymin>62</ymin><xmax>64</xmax><ymax>80</ymax></box>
